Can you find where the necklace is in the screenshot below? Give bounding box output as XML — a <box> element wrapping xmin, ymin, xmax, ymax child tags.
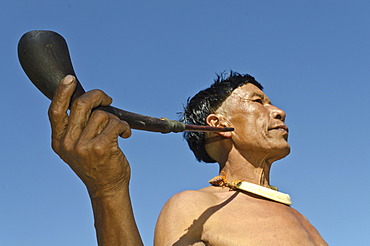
<box><xmin>209</xmin><ymin>172</ymin><xmax>292</xmax><ymax>206</ymax></box>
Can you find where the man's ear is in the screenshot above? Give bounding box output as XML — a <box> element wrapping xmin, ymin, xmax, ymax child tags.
<box><xmin>206</xmin><ymin>114</ymin><xmax>233</xmax><ymax>138</ymax></box>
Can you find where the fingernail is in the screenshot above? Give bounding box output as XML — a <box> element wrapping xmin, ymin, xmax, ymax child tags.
<box><xmin>63</xmin><ymin>75</ymin><xmax>75</xmax><ymax>85</ymax></box>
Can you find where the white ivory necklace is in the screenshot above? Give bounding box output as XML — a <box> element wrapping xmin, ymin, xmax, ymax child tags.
<box><xmin>209</xmin><ymin>172</ymin><xmax>292</xmax><ymax>206</ymax></box>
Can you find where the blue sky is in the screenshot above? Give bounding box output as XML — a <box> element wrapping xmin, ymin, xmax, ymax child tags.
<box><xmin>1</xmin><ymin>1</ymin><xmax>370</xmax><ymax>245</ymax></box>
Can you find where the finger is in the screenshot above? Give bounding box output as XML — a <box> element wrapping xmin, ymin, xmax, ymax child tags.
<box><xmin>100</xmin><ymin>118</ymin><xmax>132</xmax><ymax>140</ymax></box>
<box><xmin>79</xmin><ymin>110</ymin><xmax>111</xmax><ymax>141</ymax></box>
<box><xmin>119</xmin><ymin>121</ymin><xmax>132</xmax><ymax>139</ymax></box>
<box><xmin>65</xmin><ymin>89</ymin><xmax>113</xmax><ymax>142</ymax></box>
<box><xmin>48</xmin><ymin>75</ymin><xmax>76</xmax><ymax>149</ymax></box>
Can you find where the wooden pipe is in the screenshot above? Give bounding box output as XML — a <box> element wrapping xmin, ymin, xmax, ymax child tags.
<box><xmin>18</xmin><ymin>30</ymin><xmax>234</xmax><ymax>133</ymax></box>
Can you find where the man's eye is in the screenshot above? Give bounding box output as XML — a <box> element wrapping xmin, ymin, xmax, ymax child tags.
<box><xmin>253</xmin><ymin>99</ymin><xmax>263</xmax><ymax>104</ymax></box>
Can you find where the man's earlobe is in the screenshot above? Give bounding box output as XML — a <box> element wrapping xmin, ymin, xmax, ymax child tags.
<box><xmin>206</xmin><ymin>114</ymin><xmax>233</xmax><ymax>138</ymax></box>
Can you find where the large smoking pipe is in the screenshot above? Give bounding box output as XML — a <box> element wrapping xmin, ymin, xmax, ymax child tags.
<box><xmin>18</xmin><ymin>30</ymin><xmax>233</xmax><ymax>133</ymax></box>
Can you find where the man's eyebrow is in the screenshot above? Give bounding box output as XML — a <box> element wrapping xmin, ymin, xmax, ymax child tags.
<box><xmin>235</xmin><ymin>91</ymin><xmax>273</xmax><ymax>104</ymax></box>
<box><xmin>236</xmin><ymin>91</ymin><xmax>263</xmax><ymax>99</ymax></box>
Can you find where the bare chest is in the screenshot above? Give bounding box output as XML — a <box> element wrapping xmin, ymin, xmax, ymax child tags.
<box><xmin>200</xmin><ymin>194</ymin><xmax>327</xmax><ymax>246</ymax></box>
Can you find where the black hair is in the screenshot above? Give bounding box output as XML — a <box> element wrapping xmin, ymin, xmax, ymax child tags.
<box><xmin>181</xmin><ymin>71</ymin><xmax>263</xmax><ymax>163</ymax></box>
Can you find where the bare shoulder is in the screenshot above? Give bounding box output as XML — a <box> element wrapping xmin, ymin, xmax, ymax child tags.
<box><xmin>154</xmin><ymin>187</ymin><xmax>221</xmax><ymax>246</ymax></box>
<box><xmin>155</xmin><ymin>187</ymin><xmax>219</xmax><ymax>227</ymax></box>
<box><xmin>170</xmin><ymin>187</ymin><xmax>219</xmax><ymax>205</ymax></box>
<box><xmin>162</xmin><ymin>187</ymin><xmax>224</xmax><ymax>213</ymax></box>
<box><xmin>290</xmin><ymin>207</ymin><xmax>327</xmax><ymax>240</ymax></box>
<box><xmin>157</xmin><ymin>186</ymin><xmax>232</xmax><ymax>220</ymax></box>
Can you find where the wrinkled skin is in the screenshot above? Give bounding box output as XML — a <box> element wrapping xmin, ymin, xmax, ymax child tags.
<box><xmin>48</xmin><ymin>75</ymin><xmax>142</xmax><ymax>245</ymax></box>
<box><xmin>48</xmin><ymin>77</ymin><xmax>326</xmax><ymax>246</ymax></box>
<box><xmin>49</xmin><ymin>75</ymin><xmax>131</xmax><ymax>197</ymax></box>
<box><xmin>155</xmin><ymin>84</ymin><xmax>328</xmax><ymax>246</ymax></box>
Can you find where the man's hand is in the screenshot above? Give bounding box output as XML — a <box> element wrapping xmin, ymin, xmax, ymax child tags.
<box><xmin>47</xmin><ymin>75</ymin><xmax>143</xmax><ymax>245</ymax></box>
<box><xmin>48</xmin><ymin>75</ymin><xmax>132</xmax><ymax>198</ymax></box>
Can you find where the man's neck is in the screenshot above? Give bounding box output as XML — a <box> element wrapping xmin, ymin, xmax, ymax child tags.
<box><xmin>219</xmin><ymin>149</ymin><xmax>273</xmax><ymax>188</ymax></box>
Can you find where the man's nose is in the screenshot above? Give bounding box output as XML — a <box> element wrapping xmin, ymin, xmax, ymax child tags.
<box><xmin>270</xmin><ymin>106</ymin><xmax>286</xmax><ymax>122</ymax></box>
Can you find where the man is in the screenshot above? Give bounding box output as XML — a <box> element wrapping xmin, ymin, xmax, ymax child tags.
<box><xmin>155</xmin><ymin>73</ymin><xmax>327</xmax><ymax>245</ymax></box>
<box><xmin>49</xmin><ymin>72</ymin><xmax>327</xmax><ymax>245</ymax></box>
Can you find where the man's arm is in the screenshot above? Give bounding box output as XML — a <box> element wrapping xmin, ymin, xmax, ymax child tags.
<box><xmin>90</xmin><ymin>186</ymin><xmax>142</xmax><ymax>245</ymax></box>
<box><xmin>48</xmin><ymin>75</ymin><xmax>143</xmax><ymax>245</ymax></box>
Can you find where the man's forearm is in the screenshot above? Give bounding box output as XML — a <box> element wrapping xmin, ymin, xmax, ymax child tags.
<box><xmin>90</xmin><ymin>185</ymin><xmax>143</xmax><ymax>246</ymax></box>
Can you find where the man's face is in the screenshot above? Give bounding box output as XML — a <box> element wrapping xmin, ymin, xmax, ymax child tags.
<box><xmin>217</xmin><ymin>83</ymin><xmax>290</xmax><ymax>161</ymax></box>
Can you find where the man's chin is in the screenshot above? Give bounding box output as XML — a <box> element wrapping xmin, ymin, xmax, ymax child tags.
<box><xmin>281</xmin><ymin>145</ymin><xmax>291</xmax><ymax>158</ymax></box>
<box><xmin>268</xmin><ymin>144</ymin><xmax>291</xmax><ymax>162</ymax></box>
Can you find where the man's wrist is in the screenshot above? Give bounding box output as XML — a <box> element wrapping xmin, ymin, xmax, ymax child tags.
<box><xmin>87</xmin><ymin>179</ymin><xmax>130</xmax><ymax>200</ymax></box>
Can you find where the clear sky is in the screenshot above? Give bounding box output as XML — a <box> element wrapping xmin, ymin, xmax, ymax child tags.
<box><xmin>1</xmin><ymin>1</ymin><xmax>370</xmax><ymax>245</ymax></box>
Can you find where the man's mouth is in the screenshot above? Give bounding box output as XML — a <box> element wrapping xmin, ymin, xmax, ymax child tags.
<box><xmin>270</xmin><ymin>125</ymin><xmax>289</xmax><ymax>134</ymax></box>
